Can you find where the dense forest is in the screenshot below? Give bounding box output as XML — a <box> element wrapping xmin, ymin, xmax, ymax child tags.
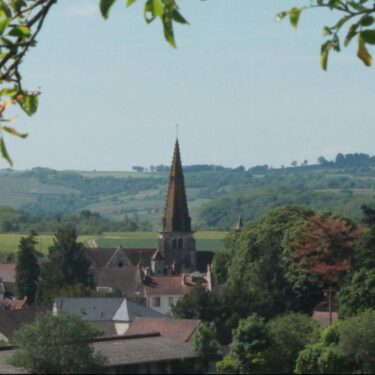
<box><xmin>2</xmin><ymin>152</ymin><xmax>375</xmax><ymax>231</ymax></box>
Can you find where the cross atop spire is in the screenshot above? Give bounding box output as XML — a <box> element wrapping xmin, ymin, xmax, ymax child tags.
<box><xmin>162</xmin><ymin>140</ymin><xmax>191</xmax><ymax>232</ymax></box>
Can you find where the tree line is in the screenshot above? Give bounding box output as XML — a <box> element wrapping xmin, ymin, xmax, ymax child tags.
<box><xmin>173</xmin><ymin>204</ymin><xmax>375</xmax><ymax>373</ymax></box>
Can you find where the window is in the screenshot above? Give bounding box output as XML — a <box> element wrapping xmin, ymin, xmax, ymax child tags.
<box><xmin>172</xmin><ymin>238</ymin><xmax>177</xmax><ymax>249</ymax></box>
<box><xmin>153</xmin><ymin>297</ymin><xmax>161</xmax><ymax>307</ymax></box>
<box><xmin>178</xmin><ymin>238</ymin><xmax>183</xmax><ymax>249</ymax></box>
<box><xmin>168</xmin><ymin>297</ymin><xmax>174</xmax><ymax>307</ymax></box>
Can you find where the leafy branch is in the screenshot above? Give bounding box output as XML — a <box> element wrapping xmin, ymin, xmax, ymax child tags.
<box><xmin>0</xmin><ymin>0</ymin><xmax>56</xmax><ymax>166</ymax></box>
<box><xmin>277</xmin><ymin>0</ymin><xmax>375</xmax><ymax>70</ymax></box>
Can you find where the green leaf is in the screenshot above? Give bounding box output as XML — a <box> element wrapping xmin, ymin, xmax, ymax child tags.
<box><xmin>357</xmin><ymin>35</ymin><xmax>372</xmax><ymax>66</ymax></box>
<box><xmin>0</xmin><ymin>86</ymin><xmax>18</xmax><ymax>98</ymax></box>
<box><xmin>360</xmin><ymin>15</ymin><xmax>374</xmax><ymax>27</ymax></box>
<box><xmin>153</xmin><ymin>0</ymin><xmax>164</xmax><ymax>17</ymax></box>
<box><xmin>320</xmin><ymin>41</ymin><xmax>332</xmax><ymax>71</ymax></box>
<box><xmin>144</xmin><ymin>0</ymin><xmax>155</xmax><ymax>23</ymax></box>
<box><xmin>100</xmin><ymin>0</ymin><xmax>117</xmax><ymax>19</ymax></box>
<box><xmin>172</xmin><ymin>9</ymin><xmax>188</xmax><ymax>25</ymax></box>
<box><xmin>344</xmin><ymin>23</ymin><xmax>359</xmax><ymax>47</ymax></box>
<box><xmin>0</xmin><ymin>136</ymin><xmax>13</xmax><ymax>166</ymax></box>
<box><xmin>16</xmin><ymin>94</ymin><xmax>38</xmax><ymax>116</ymax></box>
<box><xmin>275</xmin><ymin>11</ymin><xmax>287</xmax><ymax>22</ymax></box>
<box><xmin>0</xmin><ymin>2</ymin><xmax>12</xmax><ymax>18</ymax></box>
<box><xmin>323</xmin><ymin>26</ymin><xmax>332</xmax><ymax>36</ymax></box>
<box><xmin>289</xmin><ymin>8</ymin><xmax>302</xmax><ymax>29</ymax></box>
<box><xmin>0</xmin><ymin>14</ymin><xmax>10</xmax><ymax>35</ymax></box>
<box><xmin>1</xmin><ymin>126</ymin><xmax>28</xmax><ymax>139</ymax></box>
<box><xmin>361</xmin><ymin>29</ymin><xmax>375</xmax><ymax>45</ymax></box>
<box><xmin>9</xmin><ymin>25</ymin><xmax>31</xmax><ymax>38</ymax></box>
<box><xmin>162</xmin><ymin>15</ymin><xmax>176</xmax><ymax>48</ymax></box>
<box><xmin>126</xmin><ymin>0</ymin><xmax>137</xmax><ymax>6</ymax></box>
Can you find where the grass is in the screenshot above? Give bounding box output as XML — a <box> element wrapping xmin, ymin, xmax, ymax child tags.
<box><xmin>0</xmin><ymin>231</ymin><xmax>227</xmax><ymax>255</ymax></box>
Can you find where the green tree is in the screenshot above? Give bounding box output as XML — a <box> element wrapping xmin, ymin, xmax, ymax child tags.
<box><xmin>171</xmin><ymin>284</ymin><xmax>214</xmax><ymax>321</ymax></box>
<box><xmin>9</xmin><ymin>312</ymin><xmax>106</xmax><ymax>374</ymax></box>
<box><xmin>338</xmin><ymin>269</ymin><xmax>375</xmax><ymax>318</ymax></box>
<box><xmin>226</xmin><ymin>206</ymin><xmax>322</xmax><ymax>317</ymax></box>
<box><xmin>40</xmin><ymin>224</ymin><xmax>93</xmax><ymax>304</ymax></box>
<box><xmin>192</xmin><ymin>322</ymin><xmax>219</xmax><ymax>370</ymax></box>
<box><xmin>211</xmin><ymin>250</ymin><xmax>231</xmax><ymax>284</ymax></box>
<box><xmin>296</xmin><ymin>310</ymin><xmax>375</xmax><ymax>374</ymax></box>
<box><xmin>354</xmin><ymin>205</ymin><xmax>375</xmax><ymax>269</ymax></box>
<box><xmin>15</xmin><ymin>231</ymin><xmax>40</xmax><ymax>304</ymax></box>
<box><xmin>265</xmin><ymin>313</ymin><xmax>320</xmax><ymax>374</ymax></box>
<box><xmin>229</xmin><ymin>314</ymin><xmax>270</xmax><ymax>374</ymax></box>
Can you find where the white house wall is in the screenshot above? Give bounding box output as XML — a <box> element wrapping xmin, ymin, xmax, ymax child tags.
<box><xmin>146</xmin><ymin>295</ymin><xmax>182</xmax><ymax>315</ymax></box>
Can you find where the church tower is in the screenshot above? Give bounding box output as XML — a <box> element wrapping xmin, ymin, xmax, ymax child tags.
<box><xmin>157</xmin><ymin>140</ymin><xmax>196</xmax><ymax>273</ymax></box>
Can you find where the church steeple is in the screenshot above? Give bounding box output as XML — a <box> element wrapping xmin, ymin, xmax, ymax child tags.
<box><xmin>158</xmin><ymin>139</ymin><xmax>196</xmax><ymax>273</ymax></box>
<box><xmin>162</xmin><ymin>140</ymin><xmax>191</xmax><ymax>233</ymax></box>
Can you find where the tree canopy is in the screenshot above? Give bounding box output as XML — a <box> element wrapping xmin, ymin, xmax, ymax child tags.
<box><xmin>39</xmin><ymin>223</ymin><xmax>93</xmax><ymax>304</ymax></box>
<box><xmin>9</xmin><ymin>312</ymin><xmax>105</xmax><ymax>374</ymax></box>
<box><xmin>15</xmin><ymin>230</ymin><xmax>40</xmax><ymax>304</ymax></box>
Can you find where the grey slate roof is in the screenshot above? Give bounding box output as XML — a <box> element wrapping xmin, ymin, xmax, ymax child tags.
<box><xmin>94</xmin><ymin>335</ymin><xmax>198</xmax><ymax>367</ymax></box>
<box><xmin>0</xmin><ymin>349</ymin><xmax>29</xmax><ymax>374</ymax></box>
<box><xmin>92</xmin><ymin>266</ymin><xmax>144</xmax><ymax>299</ymax></box>
<box><xmin>84</xmin><ymin>248</ymin><xmax>155</xmax><ymax>268</ymax></box>
<box><xmin>53</xmin><ymin>298</ymin><xmax>164</xmax><ymax>322</ymax></box>
<box><xmin>0</xmin><ymin>334</ymin><xmax>198</xmax><ymax>373</ymax></box>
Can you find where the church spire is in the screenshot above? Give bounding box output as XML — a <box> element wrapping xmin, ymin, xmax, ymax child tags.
<box><xmin>162</xmin><ymin>140</ymin><xmax>191</xmax><ymax>232</ymax></box>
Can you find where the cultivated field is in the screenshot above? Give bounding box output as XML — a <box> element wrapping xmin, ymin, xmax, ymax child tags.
<box><xmin>0</xmin><ymin>231</ymin><xmax>227</xmax><ymax>255</ymax></box>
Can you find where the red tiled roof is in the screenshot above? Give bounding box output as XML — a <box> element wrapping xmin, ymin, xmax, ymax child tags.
<box><xmin>126</xmin><ymin>317</ymin><xmax>201</xmax><ymax>343</ymax></box>
<box><xmin>312</xmin><ymin>310</ymin><xmax>338</xmax><ymax>328</ymax></box>
<box><xmin>0</xmin><ymin>297</ymin><xmax>27</xmax><ymax>310</ymax></box>
<box><xmin>0</xmin><ymin>308</ymin><xmax>44</xmax><ymax>339</ymax></box>
<box><xmin>143</xmin><ymin>275</ymin><xmax>207</xmax><ymax>296</ymax></box>
<box><xmin>0</xmin><ymin>264</ymin><xmax>16</xmax><ymax>283</ymax></box>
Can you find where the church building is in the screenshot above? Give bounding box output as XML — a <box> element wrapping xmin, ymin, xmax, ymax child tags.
<box><xmin>156</xmin><ymin>139</ymin><xmax>196</xmax><ymax>274</ymax></box>
<box><xmin>84</xmin><ymin>140</ymin><xmax>214</xmax><ymax>313</ymax></box>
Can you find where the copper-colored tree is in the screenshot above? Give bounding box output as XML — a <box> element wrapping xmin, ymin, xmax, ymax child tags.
<box><xmin>291</xmin><ymin>214</ymin><xmax>361</xmax><ymax>287</ymax></box>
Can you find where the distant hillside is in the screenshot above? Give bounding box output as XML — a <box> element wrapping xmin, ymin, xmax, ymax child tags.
<box><xmin>2</xmin><ymin>152</ymin><xmax>375</xmax><ymax>229</ymax></box>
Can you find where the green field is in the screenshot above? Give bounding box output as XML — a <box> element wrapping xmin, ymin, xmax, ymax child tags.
<box><xmin>0</xmin><ymin>231</ymin><xmax>227</xmax><ymax>255</ymax></box>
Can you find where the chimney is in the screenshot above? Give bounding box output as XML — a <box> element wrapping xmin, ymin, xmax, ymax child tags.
<box><xmin>206</xmin><ymin>264</ymin><xmax>213</xmax><ymax>292</ymax></box>
<box><xmin>181</xmin><ymin>274</ymin><xmax>187</xmax><ymax>286</ymax></box>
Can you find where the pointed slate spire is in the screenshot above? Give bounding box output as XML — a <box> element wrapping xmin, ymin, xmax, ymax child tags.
<box><xmin>162</xmin><ymin>140</ymin><xmax>192</xmax><ymax>232</ymax></box>
<box><xmin>235</xmin><ymin>216</ymin><xmax>243</xmax><ymax>232</ymax></box>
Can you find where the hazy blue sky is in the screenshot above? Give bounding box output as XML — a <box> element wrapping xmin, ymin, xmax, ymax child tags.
<box><xmin>5</xmin><ymin>0</ymin><xmax>375</xmax><ymax>170</ymax></box>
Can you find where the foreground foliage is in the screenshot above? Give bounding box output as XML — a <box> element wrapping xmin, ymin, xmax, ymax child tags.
<box><xmin>9</xmin><ymin>312</ymin><xmax>105</xmax><ymax>374</ymax></box>
<box><xmin>296</xmin><ymin>309</ymin><xmax>375</xmax><ymax>374</ymax></box>
<box><xmin>217</xmin><ymin>313</ymin><xmax>319</xmax><ymax>374</ymax></box>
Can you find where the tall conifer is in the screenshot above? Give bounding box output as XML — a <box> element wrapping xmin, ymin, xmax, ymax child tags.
<box><xmin>15</xmin><ymin>231</ymin><xmax>40</xmax><ymax>304</ymax></box>
<box><xmin>40</xmin><ymin>224</ymin><xmax>93</xmax><ymax>302</ymax></box>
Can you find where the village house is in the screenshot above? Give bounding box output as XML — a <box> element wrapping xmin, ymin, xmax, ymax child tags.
<box><xmin>0</xmin><ymin>308</ymin><xmax>43</xmax><ymax>343</ymax></box>
<box><xmin>52</xmin><ymin>297</ymin><xmax>164</xmax><ymax>336</ymax></box>
<box><xmin>0</xmin><ymin>332</ymin><xmax>202</xmax><ymax>374</ymax></box>
<box><xmin>125</xmin><ymin>317</ymin><xmax>201</xmax><ymax>343</ymax></box>
<box><xmin>0</xmin><ymin>263</ymin><xmax>16</xmax><ymax>299</ymax></box>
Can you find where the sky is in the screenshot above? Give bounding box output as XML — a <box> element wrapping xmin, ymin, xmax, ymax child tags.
<box><xmin>4</xmin><ymin>0</ymin><xmax>375</xmax><ymax>171</ymax></box>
